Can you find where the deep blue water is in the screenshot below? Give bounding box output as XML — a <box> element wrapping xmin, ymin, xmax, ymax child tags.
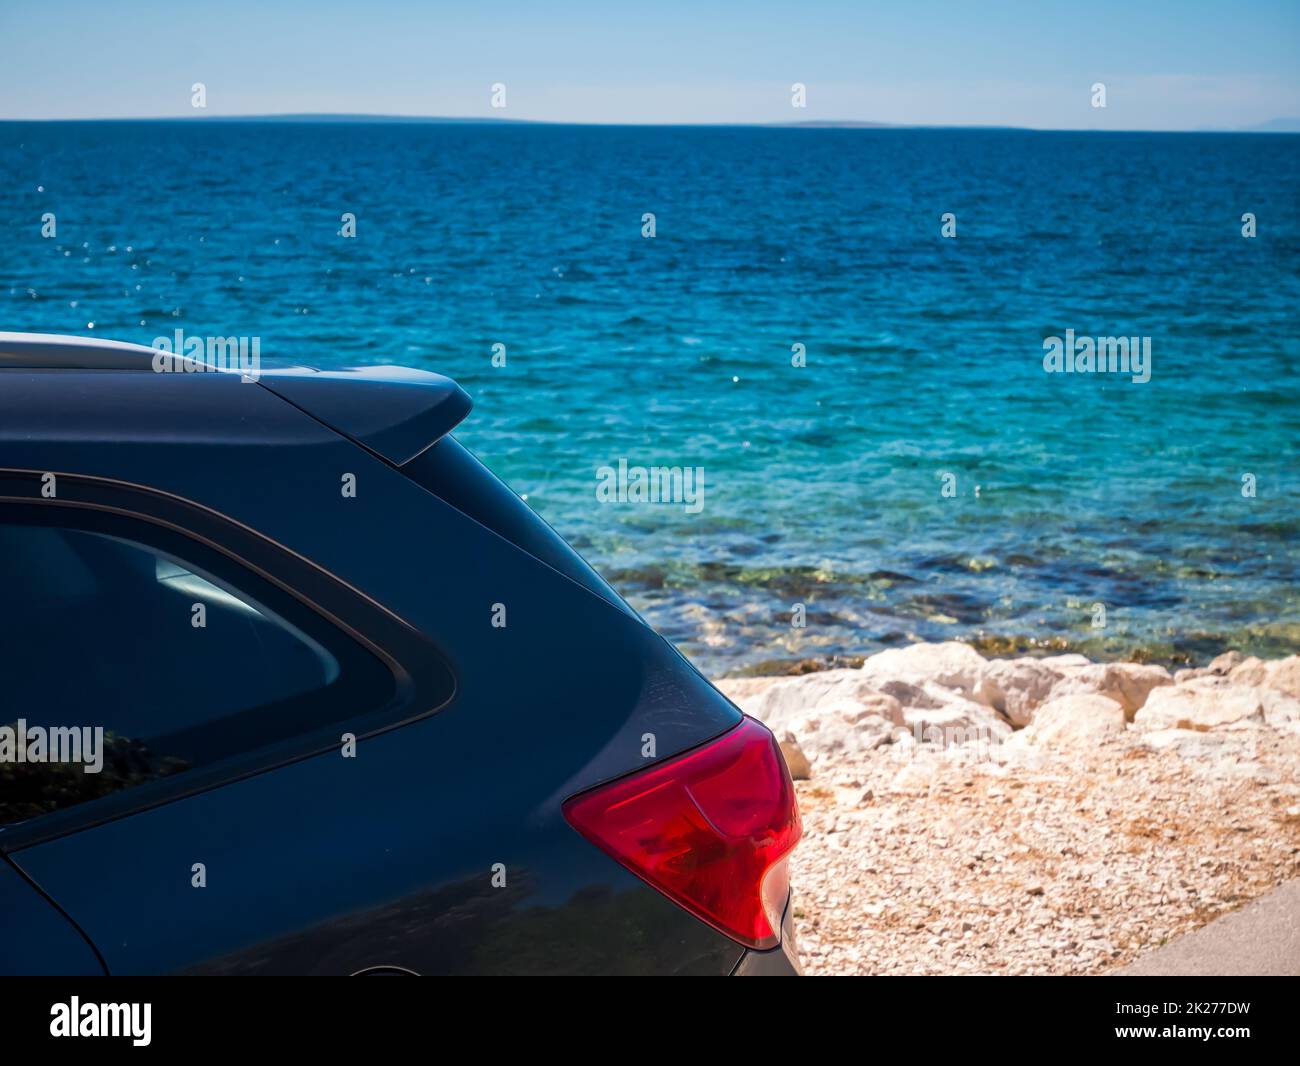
<box><xmin>2</xmin><ymin>121</ymin><xmax>1298</xmax><ymax>674</ymax></box>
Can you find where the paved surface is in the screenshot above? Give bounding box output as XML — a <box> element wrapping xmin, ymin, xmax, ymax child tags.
<box><xmin>1114</xmin><ymin>879</ymin><xmax>1300</xmax><ymax>976</ymax></box>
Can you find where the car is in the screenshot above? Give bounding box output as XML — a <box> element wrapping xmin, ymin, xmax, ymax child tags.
<box><xmin>0</xmin><ymin>331</ymin><xmax>802</xmax><ymax>976</ymax></box>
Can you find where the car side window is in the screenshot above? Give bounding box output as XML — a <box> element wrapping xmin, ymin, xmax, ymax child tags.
<box><xmin>0</xmin><ymin>507</ymin><xmax>397</xmax><ymax>831</ymax></box>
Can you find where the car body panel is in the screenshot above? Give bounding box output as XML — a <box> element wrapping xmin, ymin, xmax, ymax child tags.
<box><xmin>730</xmin><ymin>896</ymin><xmax>802</xmax><ymax>976</ymax></box>
<box><xmin>0</xmin><ymin>371</ymin><xmax>740</xmax><ymax>788</ymax></box>
<box><xmin>0</xmin><ymin>856</ymin><xmax>104</xmax><ymax>976</ymax></box>
<box><xmin>257</xmin><ymin>365</ymin><xmax>473</xmax><ymax>466</ymax></box>
<box><xmin>0</xmin><ymin>332</ymin><xmax>172</xmax><ymax>370</ymax></box>
<box><xmin>0</xmin><ymin>364</ymin><xmax>754</xmax><ymax>974</ymax></box>
<box><xmin>7</xmin><ymin>714</ymin><xmax>743</xmax><ymax>975</ymax></box>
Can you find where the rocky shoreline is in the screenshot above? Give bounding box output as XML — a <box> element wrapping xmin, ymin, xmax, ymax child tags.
<box><xmin>715</xmin><ymin>644</ymin><xmax>1300</xmax><ymax>975</ymax></box>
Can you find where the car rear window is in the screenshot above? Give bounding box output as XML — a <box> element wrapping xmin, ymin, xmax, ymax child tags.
<box><xmin>403</xmin><ymin>436</ymin><xmax>640</xmax><ymax>620</ymax></box>
<box><xmin>0</xmin><ymin>506</ymin><xmax>397</xmax><ymax>831</ymax></box>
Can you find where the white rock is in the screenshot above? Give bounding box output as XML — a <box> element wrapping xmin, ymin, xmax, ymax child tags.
<box><xmin>974</xmin><ymin>657</ymin><xmax>1064</xmax><ymax>727</ymax></box>
<box><xmin>1227</xmin><ymin>656</ymin><xmax>1269</xmax><ymax>687</ymax></box>
<box><xmin>1261</xmin><ymin>688</ymin><xmax>1300</xmax><ymax>730</ymax></box>
<box><xmin>996</xmin><ymin>731</ymin><xmax>1048</xmax><ymax>768</ymax></box>
<box><xmin>1231</xmin><ymin>655</ymin><xmax>1300</xmax><ymax>702</ymax></box>
<box><xmin>1134</xmin><ymin>676</ymin><xmax>1267</xmax><ymax>731</ymax></box>
<box><xmin>1138</xmin><ymin>727</ymin><xmax>1258</xmax><ymax>762</ymax></box>
<box><xmin>1208</xmin><ymin>650</ymin><xmax>1246</xmax><ymax>675</ymax></box>
<box><xmin>889</xmin><ymin>756</ymin><xmax>940</xmax><ymax>794</ymax></box>
<box><xmin>1266</xmin><ymin>656</ymin><xmax>1300</xmax><ymax>700</ymax></box>
<box><xmin>860</xmin><ymin>641</ymin><xmax>987</xmax><ymax>696</ymax></box>
<box><xmin>901</xmin><ymin>684</ymin><xmax>1013</xmax><ymax>745</ymax></box>
<box><xmin>779</xmin><ymin>732</ymin><xmax>812</xmax><ymax>780</ymax></box>
<box><xmin>716</xmin><ymin>669</ymin><xmax>904</xmax><ymax>758</ymax></box>
<box><xmin>1021</xmin><ymin>693</ymin><xmax>1126</xmax><ymax>748</ymax></box>
<box><xmin>1038</xmin><ymin>653</ymin><xmax>1093</xmax><ymax>670</ymax></box>
<box><xmin>1047</xmin><ymin>662</ymin><xmax>1173</xmax><ymax>718</ymax></box>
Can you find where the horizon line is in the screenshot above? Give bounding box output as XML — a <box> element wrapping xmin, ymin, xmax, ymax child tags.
<box><xmin>1</xmin><ymin>112</ymin><xmax>1298</xmax><ymax>133</ymax></box>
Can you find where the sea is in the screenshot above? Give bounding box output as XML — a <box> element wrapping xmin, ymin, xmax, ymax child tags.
<box><xmin>2</xmin><ymin>120</ymin><xmax>1297</xmax><ymax>675</ymax></box>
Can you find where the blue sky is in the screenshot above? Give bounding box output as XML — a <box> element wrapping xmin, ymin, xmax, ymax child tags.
<box><xmin>2</xmin><ymin>0</ymin><xmax>1297</xmax><ymax>128</ymax></box>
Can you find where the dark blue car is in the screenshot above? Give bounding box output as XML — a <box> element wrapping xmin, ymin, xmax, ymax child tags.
<box><xmin>0</xmin><ymin>332</ymin><xmax>802</xmax><ymax>976</ymax></box>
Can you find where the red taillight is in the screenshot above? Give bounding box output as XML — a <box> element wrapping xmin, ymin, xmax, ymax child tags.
<box><xmin>562</xmin><ymin>716</ymin><xmax>802</xmax><ymax>950</ymax></box>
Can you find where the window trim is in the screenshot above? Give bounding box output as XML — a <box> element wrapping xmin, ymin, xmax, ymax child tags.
<box><xmin>0</xmin><ymin>470</ymin><xmax>457</xmax><ymax>851</ymax></box>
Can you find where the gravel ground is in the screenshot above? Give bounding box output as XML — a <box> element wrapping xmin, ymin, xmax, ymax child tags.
<box><xmin>787</xmin><ymin>725</ymin><xmax>1300</xmax><ymax>976</ymax></box>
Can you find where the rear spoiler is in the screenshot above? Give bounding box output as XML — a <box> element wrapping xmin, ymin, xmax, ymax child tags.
<box><xmin>0</xmin><ymin>332</ymin><xmax>472</xmax><ymax>468</ymax></box>
<box><xmin>258</xmin><ymin>366</ymin><xmax>472</xmax><ymax>466</ymax></box>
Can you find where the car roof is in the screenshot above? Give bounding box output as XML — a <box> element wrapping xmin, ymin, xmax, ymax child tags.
<box><xmin>0</xmin><ymin>331</ymin><xmax>472</xmax><ymax>466</ymax></box>
<box><xmin>0</xmin><ymin>331</ymin><xmax>190</xmax><ymax>370</ymax></box>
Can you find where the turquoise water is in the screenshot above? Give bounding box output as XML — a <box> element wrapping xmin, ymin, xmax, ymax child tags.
<box><xmin>2</xmin><ymin>121</ymin><xmax>1298</xmax><ymax>673</ymax></box>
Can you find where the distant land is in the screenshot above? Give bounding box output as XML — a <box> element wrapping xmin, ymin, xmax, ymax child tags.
<box><xmin>768</xmin><ymin>119</ymin><xmax>895</xmax><ymax>128</ymax></box>
<box><xmin>1247</xmin><ymin>117</ymin><xmax>1300</xmax><ymax>132</ymax></box>
<box><xmin>10</xmin><ymin>112</ymin><xmax>542</xmax><ymax>125</ymax></box>
<box><xmin>4</xmin><ymin>112</ymin><xmax>1298</xmax><ymax>132</ymax></box>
